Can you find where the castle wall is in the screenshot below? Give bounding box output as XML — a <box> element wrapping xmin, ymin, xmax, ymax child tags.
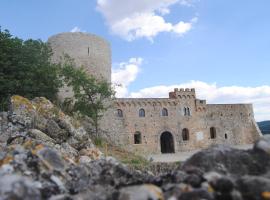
<box><xmin>101</xmin><ymin>89</ymin><xmax>262</xmax><ymax>155</ymax></box>
<box><xmin>206</xmin><ymin>104</ymin><xmax>261</xmax><ymax>144</ymax></box>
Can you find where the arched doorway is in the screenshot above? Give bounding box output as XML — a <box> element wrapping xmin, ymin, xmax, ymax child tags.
<box><xmin>160</xmin><ymin>132</ymin><xmax>175</xmax><ymax>153</ymax></box>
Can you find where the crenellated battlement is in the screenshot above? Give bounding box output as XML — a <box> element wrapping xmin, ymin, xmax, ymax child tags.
<box><xmin>169</xmin><ymin>88</ymin><xmax>196</xmax><ymax>99</ymax></box>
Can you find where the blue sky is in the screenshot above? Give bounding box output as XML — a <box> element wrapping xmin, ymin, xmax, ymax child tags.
<box><xmin>1</xmin><ymin>0</ymin><xmax>270</xmax><ymax>121</ymax></box>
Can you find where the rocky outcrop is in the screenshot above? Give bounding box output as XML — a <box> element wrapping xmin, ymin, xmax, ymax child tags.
<box><xmin>0</xmin><ymin>96</ymin><xmax>99</xmax><ymax>159</ymax></box>
<box><xmin>1</xmin><ymin>96</ymin><xmax>270</xmax><ymax>199</ymax></box>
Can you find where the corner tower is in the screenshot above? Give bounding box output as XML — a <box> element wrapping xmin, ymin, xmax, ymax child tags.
<box><xmin>48</xmin><ymin>32</ymin><xmax>111</xmax><ymax>82</ymax></box>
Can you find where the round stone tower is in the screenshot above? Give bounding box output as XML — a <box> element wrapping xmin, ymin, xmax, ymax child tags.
<box><xmin>47</xmin><ymin>32</ymin><xmax>111</xmax><ymax>100</ymax></box>
<box><xmin>48</xmin><ymin>32</ymin><xmax>111</xmax><ymax>82</ymax></box>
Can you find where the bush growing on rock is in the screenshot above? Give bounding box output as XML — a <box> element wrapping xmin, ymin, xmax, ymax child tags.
<box><xmin>60</xmin><ymin>57</ymin><xmax>114</xmax><ymax>137</ymax></box>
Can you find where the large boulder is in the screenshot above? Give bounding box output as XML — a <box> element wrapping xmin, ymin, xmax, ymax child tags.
<box><xmin>181</xmin><ymin>144</ymin><xmax>270</xmax><ymax>176</ymax></box>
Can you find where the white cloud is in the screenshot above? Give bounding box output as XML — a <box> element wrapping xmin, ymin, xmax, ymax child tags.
<box><xmin>70</xmin><ymin>26</ymin><xmax>85</xmax><ymax>32</ymax></box>
<box><xmin>111</xmin><ymin>58</ymin><xmax>143</xmax><ymax>97</ymax></box>
<box><xmin>158</xmin><ymin>7</ymin><xmax>170</xmax><ymax>15</ymax></box>
<box><xmin>96</xmin><ymin>0</ymin><xmax>197</xmax><ymax>41</ymax></box>
<box><xmin>126</xmin><ymin>81</ymin><xmax>270</xmax><ymax>121</ymax></box>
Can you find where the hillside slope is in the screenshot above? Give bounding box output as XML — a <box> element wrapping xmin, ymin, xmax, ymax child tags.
<box><xmin>258</xmin><ymin>121</ymin><xmax>270</xmax><ymax>134</ymax></box>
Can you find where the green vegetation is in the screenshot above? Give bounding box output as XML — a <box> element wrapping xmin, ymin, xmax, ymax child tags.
<box><xmin>98</xmin><ymin>141</ymin><xmax>151</xmax><ymax>170</ymax></box>
<box><xmin>98</xmin><ymin>140</ymin><xmax>179</xmax><ymax>174</ymax></box>
<box><xmin>0</xmin><ymin>28</ymin><xmax>62</xmax><ymax>110</ymax></box>
<box><xmin>0</xmin><ymin>28</ymin><xmax>113</xmax><ymax>138</ymax></box>
<box><xmin>93</xmin><ymin>136</ymin><xmax>105</xmax><ymax>147</ymax></box>
<box><xmin>60</xmin><ymin>56</ymin><xmax>114</xmax><ymax>137</ymax></box>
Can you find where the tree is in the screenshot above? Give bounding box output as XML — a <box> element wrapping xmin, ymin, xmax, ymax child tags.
<box><xmin>60</xmin><ymin>57</ymin><xmax>114</xmax><ymax>137</ymax></box>
<box><xmin>0</xmin><ymin>28</ymin><xmax>62</xmax><ymax>110</ymax></box>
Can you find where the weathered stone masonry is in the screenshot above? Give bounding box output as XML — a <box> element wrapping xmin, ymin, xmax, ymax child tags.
<box><xmin>110</xmin><ymin>88</ymin><xmax>261</xmax><ymax>154</ymax></box>
<box><xmin>48</xmin><ymin>32</ymin><xmax>262</xmax><ymax>156</ymax></box>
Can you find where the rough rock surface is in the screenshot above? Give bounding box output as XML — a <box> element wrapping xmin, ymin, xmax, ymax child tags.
<box><xmin>1</xmin><ymin>96</ymin><xmax>270</xmax><ymax>200</ymax></box>
<box><xmin>0</xmin><ymin>96</ymin><xmax>98</xmax><ymax>158</ymax></box>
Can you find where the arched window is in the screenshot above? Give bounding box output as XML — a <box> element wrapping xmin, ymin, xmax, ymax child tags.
<box><xmin>187</xmin><ymin>108</ymin><xmax>191</xmax><ymax>116</ymax></box>
<box><xmin>134</xmin><ymin>132</ymin><xmax>142</xmax><ymax>144</ymax></box>
<box><xmin>182</xmin><ymin>128</ymin><xmax>189</xmax><ymax>141</ymax></box>
<box><xmin>225</xmin><ymin>133</ymin><xmax>228</xmax><ymax>139</ymax></box>
<box><xmin>117</xmin><ymin>109</ymin><xmax>123</xmax><ymax>117</ymax></box>
<box><xmin>184</xmin><ymin>107</ymin><xmax>191</xmax><ymax>116</ymax></box>
<box><xmin>210</xmin><ymin>127</ymin><xmax>216</xmax><ymax>139</ymax></box>
<box><xmin>161</xmin><ymin>108</ymin><xmax>168</xmax><ymax>116</ymax></box>
<box><xmin>139</xmin><ymin>108</ymin><xmax>145</xmax><ymax>117</ymax></box>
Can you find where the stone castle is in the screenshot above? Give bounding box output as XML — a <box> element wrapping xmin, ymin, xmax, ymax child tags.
<box><xmin>48</xmin><ymin>32</ymin><xmax>262</xmax><ymax>155</ymax></box>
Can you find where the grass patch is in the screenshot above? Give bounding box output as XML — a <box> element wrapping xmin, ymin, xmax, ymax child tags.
<box><xmin>98</xmin><ymin>142</ymin><xmax>151</xmax><ymax>171</ymax></box>
<box><xmin>93</xmin><ymin>137</ymin><xmax>105</xmax><ymax>148</ymax></box>
<box><xmin>94</xmin><ymin>138</ymin><xmax>180</xmax><ymax>174</ymax></box>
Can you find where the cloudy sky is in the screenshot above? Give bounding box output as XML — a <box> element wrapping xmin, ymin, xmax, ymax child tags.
<box><xmin>1</xmin><ymin>0</ymin><xmax>270</xmax><ymax>121</ymax></box>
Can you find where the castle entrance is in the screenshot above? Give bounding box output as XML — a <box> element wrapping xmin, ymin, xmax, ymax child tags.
<box><xmin>160</xmin><ymin>132</ymin><xmax>175</xmax><ymax>153</ymax></box>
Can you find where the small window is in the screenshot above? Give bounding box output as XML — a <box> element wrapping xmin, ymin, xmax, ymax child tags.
<box><xmin>161</xmin><ymin>108</ymin><xmax>168</xmax><ymax>116</ymax></box>
<box><xmin>184</xmin><ymin>107</ymin><xmax>191</xmax><ymax>116</ymax></box>
<box><xmin>139</xmin><ymin>108</ymin><xmax>145</xmax><ymax>117</ymax></box>
<box><xmin>134</xmin><ymin>132</ymin><xmax>142</xmax><ymax>144</ymax></box>
<box><xmin>182</xmin><ymin>128</ymin><xmax>189</xmax><ymax>141</ymax></box>
<box><xmin>225</xmin><ymin>134</ymin><xmax>228</xmax><ymax>139</ymax></box>
<box><xmin>117</xmin><ymin>109</ymin><xmax>123</xmax><ymax>117</ymax></box>
<box><xmin>210</xmin><ymin>127</ymin><xmax>216</xmax><ymax>139</ymax></box>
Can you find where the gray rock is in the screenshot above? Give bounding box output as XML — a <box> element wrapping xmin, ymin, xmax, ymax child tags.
<box><xmin>79</xmin><ymin>156</ymin><xmax>92</xmax><ymax>164</ymax></box>
<box><xmin>37</xmin><ymin>148</ymin><xmax>65</xmax><ymax>171</ymax></box>
<box><xmin>178</xmin><ymin>188</ymin><xmax>214</xmax><ymax>200</ymax></box>
<box><xmin>212</xmin><ymin>177</ymin><xmax>234</xmax><ymax>193</ymax></box>
<box><xmin>66</xmin><ymin>165</ymin><xmax>91</xmax><ymax>194</ymax></box>
<box><xmin>118</xmin><ymin>184</ymin><xmax>163</xmax><ymax>200</ymax></box>
<box><xmin>72</xmin><ymin>185</ymin><xmax>115</xmax><ymax>200</ymax></box>
<box><xmin>28</xmin><ymin>129</ymin><xmax>56</xmax><ymax>144</ymax></box>
<box><xmin>49</xmin><ymin>194</ymin><xmax>72</xmax><ymax>200</ymax></box>
<box><xmin>33</xmin><ymin>115</ymin><xmax>48</xmax><ymax>133</ymax></box>
<box><xmin>0</xmin><ymin>164</ymin><xmax>14</xmax><ymax>176</ymax></box>
<box><xmin>182</xmin><ymin>144</ymin><xmax>270</xmax><ymax>176</ymax></box>
<box><xmin>45</xmin><ymin>119</ymin><xmax>69</xmax><ymax>143</ymax></box>
<box><xmin>8</xmin><ymin>97</ymin><xmax>35</xmax><ymax>128</ymax></box>
<box><xmin>50</xmin><ymin>175</ymin><xmax>66</xmax><ymax>192</ymax></box>
<box><xmin>254</xmin><ymin>135</ymin><xmax>270</xmax><ymax>154</ymax></box>
<box><xmin>0</xmin><ymin>175</ymin><xmax>41</xmax><ymax>200</ymax></box>
<box><xmin>57</xmin><ymin>142</ymin><xmax>78</xmax><ymax>159</ymax></box>
<box><xmin>237</xmin><ymin>176</ymin><xmax>270</xmax><ymax>200</ymax></box>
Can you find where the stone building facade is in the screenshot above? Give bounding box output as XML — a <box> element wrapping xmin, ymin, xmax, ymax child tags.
<box><xmin>48</xmin><ymin>32</ymin><xmax>262</xmax><ymax>156</ymax></box>
<box><xmin>107</xmin><ymin>88</ymin><xmax>261</xmax><ymax>154</ymax></box>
